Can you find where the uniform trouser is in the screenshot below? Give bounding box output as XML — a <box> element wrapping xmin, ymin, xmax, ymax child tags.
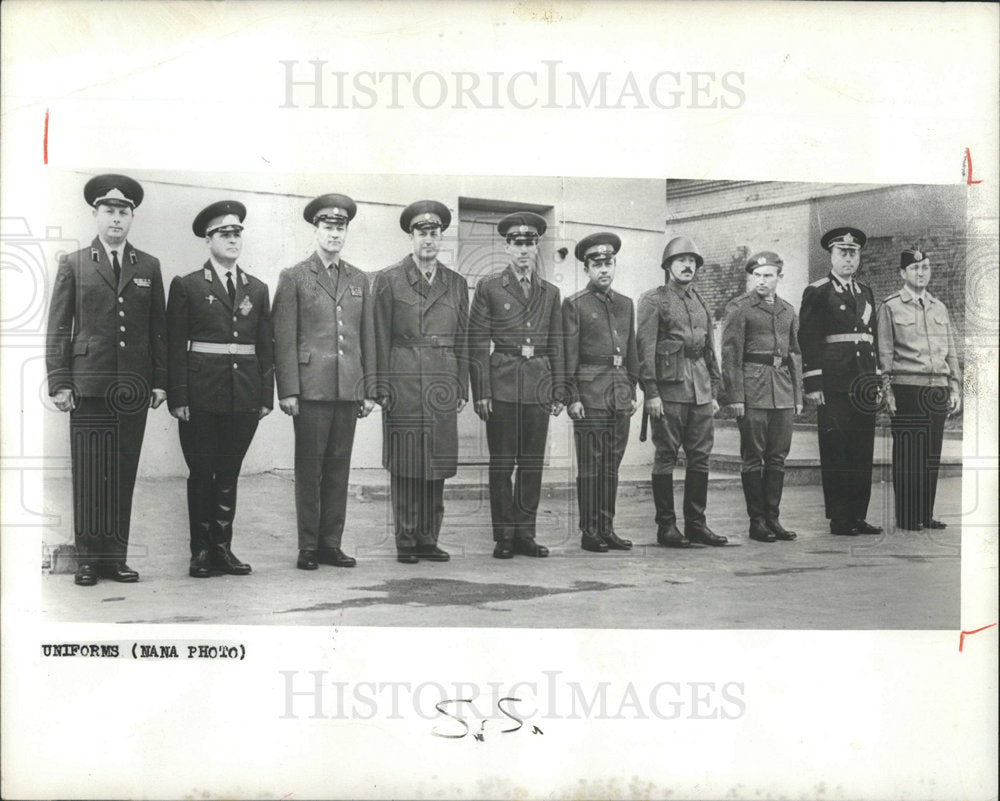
<box><xmin>816</xmin><ymin>390</ymin><xmax>875</xmax><ymax>523</ymax></box>
<box><xmin>178</xmin><ymin>410</ymin><xmax>258</xmax><ymax>555</ymax></box>
<box><xmin>293</xmin><ymin>400</ymin><xmax>358</xmax><ymax>551</ymax></box>
<box><xmin>573</xmin><ymin>409</ymin><xmax>631</xmax><ymax>535</ymax></box>
<box><xmin>737</xmin><ymin>408</ymin><xmax>793</xmax><ymax>472</ymax></box>
<box><xmin>890</xmin><ymin>384</ymin><xmax>948</xmax><ymax>529</ymax></box>
<box><xmin>390</xmin><ymin>474</ymin><xmax>444</xmax><ymax>549</ymax></box>
<box><xmin>650</xmin><ymin>400</ymin><xmax>714</xmax><ymax>474</ymax></box>
<box><xmin>486</xmin><ymin>401</ymin><xmax>549</xmax><ymax>541</ymax></box>
<box><xmin>70</xmin><ymin>396</ymin><xmax>149</xmax><ymax>565</ymax></box>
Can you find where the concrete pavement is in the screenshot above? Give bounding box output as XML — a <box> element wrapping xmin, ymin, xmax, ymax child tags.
<box><xmin>42</xmin><ymin>473</ymin><xmax>962</xmax><ymax>629</ymax></box>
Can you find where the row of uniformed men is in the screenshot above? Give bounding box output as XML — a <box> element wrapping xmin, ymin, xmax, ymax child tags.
<box><xmin>47</xmin><ymin>174</ymin><xmax>961</xmax><ymax>586</ymax></box>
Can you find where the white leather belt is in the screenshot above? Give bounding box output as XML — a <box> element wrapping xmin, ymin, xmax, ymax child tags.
<box><xmin>824</xmin><ymin>333</ymin><xmax>873</xmax><ymax>344</ymax></box>
<box><xmin>189</xmin><ymin>341</ymin><xmax>256</xmax><ymax>355</ymax></box>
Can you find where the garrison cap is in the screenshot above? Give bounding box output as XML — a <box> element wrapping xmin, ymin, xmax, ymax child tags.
<box><xmin>745</xmin><ymin>250</ymin><xmax>784</xmax><ymax>273</ymax></box>
<box><xmin>192</xmin><ymin>200</ymin><xmax>247</xmax><ymax>238</ymax></box>
<box><xmin>400</xmin><ymin>200</ymin><xmax>451</xmax><ymax>233</ymax></box>
<box><xmin>900</xmin><ymin>246</ymin><xmax>929</xmax><ymax>269</ymax></box>
<box><xmin>84</xmin><ymin>174</ymin><xmax>144</xmax><ymax>209</ymax></box>
<box><xmin>303</xmin><ymin>193</ymin><xmax>357</xmax><ymax>225</ymax></box>
<box><xmin>575</xmin><ymin>232</ymin><xmax>621</xmax><ymax>262</ymax></box>
<box><xmin>821</xmin><ymin>227</ymin><xmax>867</xmax><ymax>251</ymax></box>
<box><xmin>498</xmin><ymin>211</ymin><xmax>547</xmax><ymax>241</ymax></box>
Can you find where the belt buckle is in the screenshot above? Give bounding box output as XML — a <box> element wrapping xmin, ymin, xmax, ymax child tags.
<box><xmin>521</xmin><ymin>344</ymin><xmax>534</xmax><ymax>358</ymax></box>
<box><xmin>612</xmin><ymin>355</ymin><xmax>623</xmax><ymax>367</ymax></box>
<box><xmin>772</xmin><ymin>355</ymin><xmax>783</xmax><ymax>368</ymax></box>
<box><xmin>229</xmin><ymin>343</ymin><xmax>237</xmax><ymax>354</ymax></box>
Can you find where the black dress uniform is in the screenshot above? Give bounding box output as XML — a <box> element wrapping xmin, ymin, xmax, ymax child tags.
<box><xmin>468</xmin><ymin>212</ymin><xmax>564</xmax><ymax>559</ymax></box>
<box><xmin>272</xmin><ymin>194</ymin><xmax>375</xmax><ymax>570</ymax></box>
<box><xmin>46</xmin><ymin>174</ymin><xmax>167</xmax><ymax>585</ymax></box>
<box><xmin>166</xmin><ymin>201</ymin><xmax>274</xmax><ymax>576</ymax></box>
<box><xmin>721</xmin><ymin>251</ymin><xmax>803</xmax><ymax>542</ymax></box>
<box><xmin>373</xmin><ymin>201</ymin><xmax>470</xmax><ymax>563</ymax></box>
<box><xmin>877</xmin><ymin>248</ymin><xmax>962</xmax><ymax>531</ymax></box>
<box><xmin>799</xmin><ymin>227</ymin><xmax>882</xmax><ymax>535</ymax></box>
<box><xmin>563</xmin><ymin>233</ymin><xmax>638</xmax><ymax>553</ymax></box>
<box><xmin>637</xmin><ymin>236</ymin><xmax>726</xmax><ymax>547</ymax></box>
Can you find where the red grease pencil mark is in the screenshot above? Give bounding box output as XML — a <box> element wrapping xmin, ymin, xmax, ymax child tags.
<box><xmin>43</xmin><ymin>109</ymin><xmax>49</xmax><ymax>164</ymax></box>
<box><xmin>964</xmin><ymin>148</ymin><xmax>983</xmax><ymax>185</ymax></box>
<box><xmin>959</xmin><ymin>622</ymin><xmax>996</xmax><ymax>652</ymax></box>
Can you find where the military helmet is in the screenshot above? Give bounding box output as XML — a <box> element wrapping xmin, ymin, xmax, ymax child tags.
<box><xmin>661</xmin><ymin>236</ymin><xmax>704</xmax><ymax>269</ymax></box>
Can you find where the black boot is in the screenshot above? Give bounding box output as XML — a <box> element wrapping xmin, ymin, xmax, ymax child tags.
<box><xmin>653</xmin><ymin>473</ymin><xmax>690</xmax><ymax>548</ymax></box>
<box><xmin>187</xmin><ymin>479</ymin><xmax>213</xmax><ymax>576</ymax></box>
<box><xmin>763</xmin><ymin>468</ymin><xmax>797</xmax><ymax>540</ymax></box>
<box><xmin>211</xmin><ymin>476</ymin><xmax>251</xmax><ymax>575</ymax></box>
<box><xmin>742</xmin><ymin>471</ymin><xmax>775</xmax><ymax>542</ymax></box>
<box><xmin>683</xmin><ymin>470</ymin><xmax>728</xmax><ymax>546</ymax></box>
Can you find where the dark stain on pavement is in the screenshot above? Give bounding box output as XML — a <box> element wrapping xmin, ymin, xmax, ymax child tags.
<box><xmin>120</xmin><ymin>615</ymin><xmax>206</xmax><ymax>623</ymax></box>
<box><xmin>734</xmin><ymin>563</ymin><xmax>885</xmax><ymax>577</ymax></box>
<box><xmin>278</xmin><ymin>577</ymin><xmax>634</xmax><ymax>613</ymax></box>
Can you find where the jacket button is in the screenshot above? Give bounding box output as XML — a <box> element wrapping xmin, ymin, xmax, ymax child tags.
<box><xmin>119</xmin><ymin>341</ymin><xmax>125</xmax><ymax>347</ymax></box>
<box><xmin>338</xmin><ymin>334</ymin><xmax>344</xmax><ymax>341</ymax></box>
<box><xmin>119</xmin><ymin>326</ymin><xmax>125</xmax><ymax>332</ymax></box>
<box><xmin>118</xmin><ymin>297</ymin><xmax>124</xmax><ymax>304</ymax></box>
<box><xmin>338</xmin><ymin>350</ymin><xmax>344</xmax><ymax>355</ymax></box>
<box><xmin>233</xmin><ymin>363</ymin><xmax>238</xmax><ymax>369</ymax></box>
<box><xmin>119</xmin><ymin>311</ymin><xmax>125</xmax><ymax>318</ymax></box>
<box><xmin>338</xmin><ymin>320</ymin><xmax>344</xmax><ymax>326</ymax></box>
<box><xmin>526</xmin><ymin>322</ymin><xmax>531</xmax><ymax>327</ymax></box>
<box><xmin>233</xmin><ymin>316</ymin><xmax>238</xmax><ymax>322</ymax></box>
<box><xmin>233</xmin><ymin>331</ymin><xmax>239</xmax><ymax>338</ymax></box>
<box><xmin>337</xmin><ymin>306</ymin><xmax>343</xmax><ymax>313</ymax></box>
<box><xmin>526</xmin><ymin>338</ymin><xmax>532</xmax><ymax>343</ymax></box>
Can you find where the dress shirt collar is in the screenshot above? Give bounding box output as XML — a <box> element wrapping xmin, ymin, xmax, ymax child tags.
<box><xmin>899</xmin><ymin>284</ymin><xmax>934</xmax><ymax>306</ymax></box>
<box><xmin>209</xmin><ymin>257</ymin><xmax>239</xmax><ymax>285</ymax></box>
<box><xmin>98</xmin><ymin>238</ymin><xmax>126</xmax><ymax>265</ymax></box>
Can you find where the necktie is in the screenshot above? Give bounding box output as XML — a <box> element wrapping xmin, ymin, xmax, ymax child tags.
<box><xmin>520</xmin><ymin>276</ymin><xmax>530</xmax><ymax>297</ymax></box>
<box><xmin>425</xmin><ymin>271</ymin><xmax>432</xmax><ymax>282</ymax></box>
<box><xmin>111</xmin><ymin>250</ymin><xmax>121</xmax><ymax>285</ymax></box>
<box><xmin>918</xmin><ymin>297</ymin><xmax>924</xmax><ymax>309</ymax></box>
<box><xmin>226</xmin><ymin>271</ymin><xmax>236</xmax><ymax>304</ymax></box>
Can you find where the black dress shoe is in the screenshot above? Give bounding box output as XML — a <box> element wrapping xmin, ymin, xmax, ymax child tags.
<box><xmin>416</xmin><ymin>544</ymin><xmax>450</xmax><ymax>562</ymax></box>
<box><xmin>74</xmin><ymin>563</ymin><xmax>97</xmax><ymax>586</ymax></box>
<box><xmin>514</xmin><ymin>539</ymin><xmax>549</xmax><ymax>557</ymax></box>
<box><xmin>213</xmin><ymin>545</ymin><xmax>251</xmax><ymax>575</ymax></box>
<box><xmin>317</xmin><ymin>547</ymin><xmax>357</xmax><ymax>567</ymax></box>
<box><xmin>297</xmin><ymin>550</ymin><xmax>319</xmax><ymax>570</ymax></box>
<box><xmin>397</xmin><ymin>547</ymin><xmax>419</xmax><ymax>564</ymax></box>
<box><xmin>830</xmin><ymin>520</ymin><xmax>858</xmax><ymax>536</ymax></box>
<box><xmin>493</xmin><ymin>539</ymin><xmax>515</xmax><ymax>559</ymax></box>
<box><xmin>581</xmin><ymin>533</ymin><xmax>609</xmax><ymax>553</ymax></box>
<box><xmin>765</xmin><ymin>519</ymin><xmax>797</xmax><ymax>541</ymax></box>
<box><xmin>601</xmin><ymin>530</ymin><xmax>632</xmax><ymax>550</ymax></box>
<box><xmin>854</xmin><ymin>519</ymin><xmax>883</xmax><ymax>535</ymax></box>
<box><xmin>104</xmin><ymin>562</ymin><xmax>139</xmax><ymax>582</ymax></box>
<box><xmin>926</xmin><ymin>518</ymin><xmax>947</xmax><ymax>529</ymax></box>
<box><xmin>748</xmin><ymin>519</ymin><xmax>776</xmax><ymax>543</ymax></box>
<box><xmin>656</xmin><ymin>524</ymin><xmax>691</xmax><ymax>548</ymax></box>
<box><xmin>189</xmin><ymin>550</ymin><xmax>212</xmax><ymax>578</ymax></box>
<box><xmin>686</xmin><ymin>526</ymin><xmax>728</xmax><ymax>546</ymax></box>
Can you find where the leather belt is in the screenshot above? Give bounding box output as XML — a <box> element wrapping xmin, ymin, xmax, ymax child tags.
<box><xmin>824</xmin><ymin>333</ymin><xmax>873</xmax><ymax>344</ymax></box>
<box><xmin>580</xmin><ymin>355</ymin><xmax>625</xmax><ymax>367</ymax></box>
<box><xmin>494</xmin><ymin>345</ymin><xmax>552</xmax><ymax>357</ymax></box>
<box><xmin>393</xmin><ymin>336</ymin><xmax>456</xmax><ymax>347</ymax></box>
<box><xmin>189</xmin><ymin>341</ymin><xmax>256</xmax><ymax>355</ymax></box>
<box><xmin>744</xmin><ymin>352</ymin><xmax>792</xmax><ymax>368</ymax></box>
<box><xmin>683</xmin><ymin>345</ymin><xmax>705</xmax><ymax>359</ymax></box>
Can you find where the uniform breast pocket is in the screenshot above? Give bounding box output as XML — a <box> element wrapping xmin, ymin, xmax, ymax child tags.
<box><xmin>656</xmin><ymin>340</ymin><xmax>685</xmax><ymax>383</ymax></box>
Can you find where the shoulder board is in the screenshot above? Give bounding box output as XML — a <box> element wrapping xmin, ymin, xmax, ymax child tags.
<box><xmin>728</xmin><ymin>292</ymin><xmax>752</xmax><ymax>305</ymax></box>
<box><xmin>568</xmin><ymin>288</ymin><xmax>589</xmax><ymax>301</ymax></box>
<box><xmin>882</xmin><ymin>292</ymin><xmax>901</xmax><ymax>303</ymax></box>
<box><xmin>482</xmin><ymin>270</ymin><xmax>506</xmax><ymax>282</ymax></box>
<box><xmin>809</xmin><ymin>276</ymin><xmax>831</xmax><ymax>288</ymax></box>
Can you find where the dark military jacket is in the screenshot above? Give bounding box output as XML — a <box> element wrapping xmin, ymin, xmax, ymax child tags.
<box><xmin>166</xmin><ymin>262</ymin><xmax>275</xmax><ymax>413</ymax></box>
<box><xmin>468</xmin><ymin>265</ymin><xmax>564</xmax><ymax>407</ymax></box>
<box><xmin>373</xmin><ymin>255</ymin><xmax>470</xmax><ymax>479</ymax></box>
<box><xmin>272</xmin><ymin>252</ymin><xmax>376</xmax><ymax>402</ymax></box>
<box><xmin>721</xmin><ymin>292</ymin><xmax>803</xmax><ymax>409</ymax></box>
<box><xmin>798</xmin><ymin>273</ymin><xmax>879</xmax><ymax>394</ymax></box>
<box><xmin>46</xmin><ymin>237</ymin><xmax>167</xmax><ymax>400</ymax></box>
<box><xmin>562</xmin><ymin>286</ymin><xmax>638</xmax><ymax>412</ymax></box>
<box><xmin>636</xmin><ymin>280</ymin><xmax>720</xmax><ymax>405</ymax></box>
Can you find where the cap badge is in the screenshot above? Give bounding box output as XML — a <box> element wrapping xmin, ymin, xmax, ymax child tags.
<box><xmin>757</xmin><ymin>256</ymin><xmax>767</xmax><ymax>265</ymax></box>
<box><xmin>842</xmin><ymin>232</ymin><xmax>855</xmax><ymax>245</ymax></box>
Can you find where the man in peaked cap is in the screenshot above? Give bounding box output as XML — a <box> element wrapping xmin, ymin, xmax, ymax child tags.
<box><xmin>722</xmin><ymin>251</ymin><xmax>803</xmax><ymax>543</ymax></box>
<box><xmin>877</xmin><ymin>246</ymin><xmax>962</xmax><ymax>532</ymax></box>
<box><xmin>469</xmin><ymin>210</ymin><xmax>564</xmax><ymax>560</ymax></box>
<box><xmin>563</xmin><ymin>232</ymin><xmax>639</xmax><ymax>553</ymax></box>
<box><xmin>799</xmin><ymin>226</ymin><xmax>883</xmax><ymax>536</ymax></box>
<box><xmin>637</xmin><ymin>235</ymin><xmax>726</xmax><ymax>549</ymax></box>
<box><xmin>373</xmin><ymin>200</ymin><xmax>469</xmax><ymax>564</ymax></box>
<box><xmin>166</xmin><ymin>201</ymin><xmax>274</xmax><ymax>577</ymax></box>
<box><xmin>46</xmin><ymin>173</ymin><xmax>167</xmax><ymax>586</ymax></box>
<box><xmin>272</xmin><ymin>193</ymin><xmax>376</xmax><ymax>571</ymax></box>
